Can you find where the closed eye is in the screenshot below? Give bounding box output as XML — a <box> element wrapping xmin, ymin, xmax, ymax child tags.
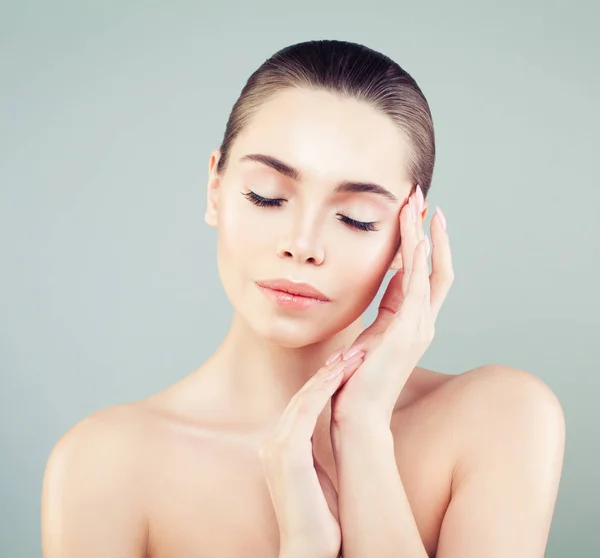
<box><xmin>241</xmin><ymin>191</ymin><xmax>379</xmax><ymax>232</ymax></box>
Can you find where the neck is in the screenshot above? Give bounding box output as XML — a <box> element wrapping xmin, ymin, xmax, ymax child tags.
<box><xmin>200</xmin><ymin>311</ymin><xmax>365</xmax><ymax>429</ymax></box>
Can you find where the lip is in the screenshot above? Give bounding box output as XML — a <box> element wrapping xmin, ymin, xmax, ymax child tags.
<box><xmin>255</xmin><ymin>279</ymin><xmax>330</xmax><ymax>301</ymax></box>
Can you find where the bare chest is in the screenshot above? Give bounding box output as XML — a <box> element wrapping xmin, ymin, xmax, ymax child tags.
<box><xmin>144</xmin><ymin>395</ymin><xmax>456</xmax><ymax>558</ymax></box>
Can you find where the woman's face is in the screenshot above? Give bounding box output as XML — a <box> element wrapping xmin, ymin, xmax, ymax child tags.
<box><xmin>206</xmin><ymin>87</ymin><xmax>415</xmax><ymax>347</ymax></box>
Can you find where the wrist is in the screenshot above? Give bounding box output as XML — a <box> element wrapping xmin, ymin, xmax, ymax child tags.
<box><xmin>331</xmin><ymin>404</ymin><xmax>393</xmax><ymax>433</ymax></box>
<box><xmin>330</xmin><ymin>410</ymin><xmax>393</xmax><ymax>442</ymax></box>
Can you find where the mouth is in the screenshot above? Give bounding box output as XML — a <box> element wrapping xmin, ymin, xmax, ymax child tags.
<box><xmin>256</xmin><ymin>284</ymin><xmax>330</xmax><ymax>310</ymax></box>
<box><xmin>255</xmin><ymin>279</ymin><xmax>330</xmax><ymax>302</ymax></box>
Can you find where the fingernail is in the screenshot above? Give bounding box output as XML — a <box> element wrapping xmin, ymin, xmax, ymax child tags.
<box><xmin>326</xmin><ymin>346</ymin><xmax>345</xmax><ymax>365</ymax></box>
<box><xmin>416</xmin><ymin>185</ymin><xmax>424</xmax><ymax>212</ymax></box>
<box><xmin>436</xmin><ymin>205</ymin><xmax>447</xmax><ymax>231</ymax></box>
<box><xmin>343</xmin><ymin>344</ymin><xmax>365</xmax><ymax>360</ymax></box>
<box><xmin>341</xmin><ymin>351</ymin><xmax>365</xmax><ymax>371</ymax></box>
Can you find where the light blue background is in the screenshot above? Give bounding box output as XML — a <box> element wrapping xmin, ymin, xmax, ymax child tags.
<box><xmin>1</xmin><ymin>1</ymin><xmax>598</xmax><ymax>556</ymax></box>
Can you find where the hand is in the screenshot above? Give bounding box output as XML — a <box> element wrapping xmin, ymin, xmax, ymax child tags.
<box><xmin>331</xmin><ymin>185</ymin><xmax>454</xmax><ymax>426</ymax></box>
<box><xmin>258</xmin><ymin>349</ymin><xmax>366</xmax><ymax>558</ymax></box>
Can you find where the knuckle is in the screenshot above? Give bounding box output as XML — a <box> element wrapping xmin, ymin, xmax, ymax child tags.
<box><xmin>315</xmin><ymin>379</ymin><xmax>334</xmax><ymax>395</ymax></box>
<box><xmin>296</xmin><ymin>399</ymin><xmax>313</xmax><ymax>418</ymax></box>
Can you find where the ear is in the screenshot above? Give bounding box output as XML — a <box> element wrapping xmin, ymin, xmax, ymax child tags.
<box><xmin>388</xmin><ymin>200</ymin><xmax>429</xmax><ymax>270</ymax></box>
<box><xmin>204</xmin><ymin>149</ymin><xmax>222</xmax><ymax>228</ymax></box>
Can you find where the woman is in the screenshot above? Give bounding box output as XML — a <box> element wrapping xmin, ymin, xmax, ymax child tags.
<box><xmin>41</xmin><ymin>39</ymin><xmax>565</xmax><ymax>558</ymax></box>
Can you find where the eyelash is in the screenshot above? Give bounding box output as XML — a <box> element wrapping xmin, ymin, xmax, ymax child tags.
<box><xmin>242</xmin><ymin>191</ymin><xmax>379</xmax><ymax>232</ymax></box>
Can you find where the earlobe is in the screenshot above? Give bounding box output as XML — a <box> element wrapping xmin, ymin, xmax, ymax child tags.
<box><xmin>421</xmin><ymin>199</ymin><xmax>429</xmax><ymax>221</ymax></box>
<box><xmin>204</xmin><ymin>178</ymin><xmax>219</xmax><ymax>227</ymax></box>
<box><xmin>205</xmin><ymin>150</ymin><xmax>222</xmax><ymax>228</ymax></box>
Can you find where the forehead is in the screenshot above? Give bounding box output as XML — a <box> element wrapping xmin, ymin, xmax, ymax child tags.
<box><xmin>231</xmin><ymin>88</ymin><xmax>413</xmax><ymax>198</ymax></box>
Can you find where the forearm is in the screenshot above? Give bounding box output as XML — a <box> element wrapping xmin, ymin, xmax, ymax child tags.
<box><xmin>331</xmin><ymin>416</ymin><xmax>429</xmax><ymax>558</ymax></box>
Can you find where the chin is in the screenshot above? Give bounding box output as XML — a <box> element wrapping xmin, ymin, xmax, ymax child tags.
<box><xmin>245</xmin><ymin>311</ymin><xmax>330</xmax><ymax>348</ymax></box>
<box><xmin>242</xmin><ymin>299</ymin><xmax>362</xmax><ymax>350</ymax></box>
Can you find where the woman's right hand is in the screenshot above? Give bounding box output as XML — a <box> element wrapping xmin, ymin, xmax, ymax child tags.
<box><xmin>258</xmin><ymin>347</ymin><xmax>366</xmax><ymax>558</ymax></box>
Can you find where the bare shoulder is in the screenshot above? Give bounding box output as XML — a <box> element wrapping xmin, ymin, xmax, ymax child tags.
<box><xmin>405</xmin><ymin>366</ymin><xmax>566</xmax><ymax>555</ymax></box>
<box><xmin>437</xmin><ymin>364</ymin><xmax>563</xmax><ymax>419</ymax></box>
<box><xmin>43</xmin><ymin>402</ymin><xmax>154</xmax><ymax>495</ymax></box>
<box><xmin>413</xmin><ymin>363</ymin><xmax>563</xmax><ymax>414</ymax></box>
<box><xmin>414</xmin><ymin>363</ymin><xmax>565</xmax><ymax>470</ymax></box>
<box><xmin>42</xmin><ymin>403</ymin><xmax>150</xmax><ymax>557</ymax></box>
<box><xmin>44</xmin><ymin>402</ymin><xmax>150</xmax><ymax>472</ymax></box>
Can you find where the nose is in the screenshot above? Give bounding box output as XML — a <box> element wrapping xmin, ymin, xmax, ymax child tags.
<box><xmin>276</xmin><ymin>220</ymin><xmax>325</xmax><ymax>266</ymax></box>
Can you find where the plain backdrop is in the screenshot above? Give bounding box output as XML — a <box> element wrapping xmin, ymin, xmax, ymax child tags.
<box><xmin>1</xmin><ymin>1</ymin><xmax>598</xmax><ymax>557</ymax></box>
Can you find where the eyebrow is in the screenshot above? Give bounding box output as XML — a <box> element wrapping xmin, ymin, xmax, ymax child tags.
<box><xmin>239</xmin><ymin>153</ymin><xmax>399</xmax><ymax>203</ymax></box>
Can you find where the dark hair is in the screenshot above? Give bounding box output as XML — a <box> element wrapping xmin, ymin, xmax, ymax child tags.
<box><xmin>215</xmin><ymin>39</ymin><xmax>435</xmax><ymax>198</ymax></box>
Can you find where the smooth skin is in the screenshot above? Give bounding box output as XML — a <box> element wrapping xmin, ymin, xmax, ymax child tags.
<box><xmin>259</xmin><ymin>349</ymin><xmax>367</xmax><ymax>558</ymax></box>
<box><xmin>41</xmin><ymin>88</ymin><xmax>565</xmax><ymax>557</ymax></box>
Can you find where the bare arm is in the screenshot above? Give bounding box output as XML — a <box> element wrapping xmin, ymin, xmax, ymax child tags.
<box><xmin>331</xmin><ymin>410</ymin><xmax>429</xmax><ymax>558</ymax></box>
<box><xmin>435</xmin><ymin>366</ymin><xmax>565</xmax><ymax>557</ymax></box>
<box><xmin>41</xmin><ymin>407</ymin><xmax>148</xmax><ymax>557</ymax></box>
<box><xmin>330</xmin><ymin>365</ymin><xmax>565</xmax><ymax>558</ymax></box>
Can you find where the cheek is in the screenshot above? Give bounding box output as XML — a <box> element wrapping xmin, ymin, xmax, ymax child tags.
<box><xmin>218</xmin><ymin>197</ymin><xmax>269</xmax><ymax>259</ymax></box>
<box><xmin>333</xmin><ymin>240</ymin><xmax>395</xmax><ymax>307</ymax></box>
<box><xmin>215</xmin><ymin>199</ymin><xmax>273</xmax><ymax>305</ymax></box>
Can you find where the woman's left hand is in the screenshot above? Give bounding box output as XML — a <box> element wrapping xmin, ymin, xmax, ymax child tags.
<box><xmin>331</xmin><ymin>185</ymin><xmax>454</xmax><ymax>426</ymax></box>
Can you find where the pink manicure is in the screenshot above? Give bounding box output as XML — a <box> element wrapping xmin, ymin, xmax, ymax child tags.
<box><xmin>326</xmin><ymin>346</ymin><xmax>345</xmax><ymax>365</ymax></box>
<box><xmin>342</xmin><ymin>351</ymin><xmax>365</xmax><ymax>370</ymax></box>
<box><xmin>416</xmin><ymin>185</ymin><xmax>424</xmax><ymax>212</ymax></box>
<box><xmin>343</xmin><ymin>344</ymin><xmax>366</xmax><ymax>360</ymax></box>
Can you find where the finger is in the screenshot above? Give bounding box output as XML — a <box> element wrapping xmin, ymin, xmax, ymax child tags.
<box><xmin>394</xmin><ymin>239</ymin><xmax>429</xmax><ymax>327</ymax></box>
<box><xmin>378</xmin><ymin>267</ymin><xmax>405</xmax><ymax>318</ymax></box>
<box><xmin>325</xmin><ymin>345</ymin><xmax>345</xmax><ymax>366</ymax></box>
<box><xmin>415</xmin><ymin>185</ymin><xmax>426</xmax><ymax>245</ymax></box>
<box><xmin>273</xmin><ymin>353</ymin><xmax>365</xmax><ymax>446</ymax></box>
<box><xmin>423</xmin><ymin>235</ymin><xmax>431</xmax><ymax>303</ymax></box>
<box><xmin>421</xmin><ymin>236</ymin><xmax>432</xmax><ymax>328</ymax></box>
<box><xmin>429</xmin><ymin>206</ymin><xmax>454</xmax><ymax>321</ymax></box>
<box><xmin>401</xmin><ymin>193</ymin><xmax>419</xmax><ymax>296</ymax></box>
<box><xmin>415</xmin><ymin>233</ymin><xmax>431</xmax><ymax>330</ymax></box>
